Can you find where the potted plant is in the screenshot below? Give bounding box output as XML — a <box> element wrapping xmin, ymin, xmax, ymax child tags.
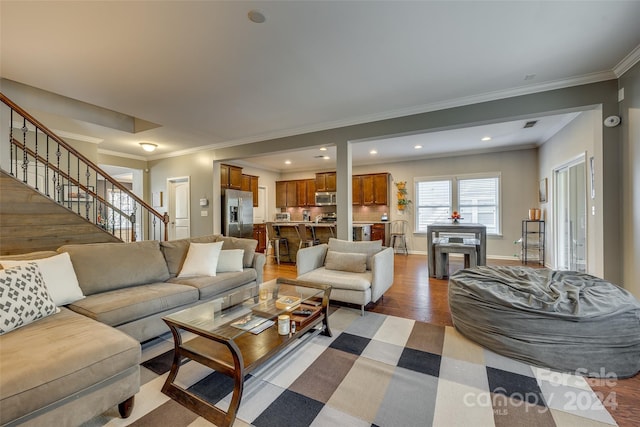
<box><xmin>395</xmin><ymin>181</ymin><xmax>411</xmax><ymax>211</ymax></box>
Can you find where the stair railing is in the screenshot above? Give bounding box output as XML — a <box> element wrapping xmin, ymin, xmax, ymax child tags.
<box><xmin>0</xmin><ymin>93</ymin><xmax>169</xmax><ymax>242</ymax></box>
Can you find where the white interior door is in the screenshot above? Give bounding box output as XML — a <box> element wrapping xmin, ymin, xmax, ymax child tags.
<box><xmin>168</xmin><ymin>177</ymin><xmax>190</xmax><ymax>240</ymax></box>
<box><xmin>253</xmin><ymin>185</ymin><xmax>267</xmax><ymax>223</ymax></box>
<box><xmin>555</xmin><ymin>158</ymin><xmax>587</xmax><ymax>272</ymax></box>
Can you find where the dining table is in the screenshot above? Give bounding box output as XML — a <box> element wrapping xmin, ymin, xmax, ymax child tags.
<box><xmin>426</xmin><ymin>222</ymin><xmax>487</xmax><ymax>277</ymax></box>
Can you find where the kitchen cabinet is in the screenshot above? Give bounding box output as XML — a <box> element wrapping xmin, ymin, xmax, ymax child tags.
<box><xmin>253</xmin><ymin>223</ymin><xmax>267</xmax><ymax>253</ymax></box>
<box><xmin>276</xmin><ymin>179</ymin><xmax>316</xmax><ymax>207</ymax></box>
<box><xmin>241</xmin><ymin>174</ymin><xmax>259</xmax><ymax>207</ymax></box>
<box><xmin>315</xmin><ymin>172</ymin><xmax>336</xmax><ymax>192</ymax></box>
<box><xmin>275</xmin><ymin>180</ymin><xmax>298</xmax><ymax>207</ymax></box>
<box><xmin>361</xmin><ymin>173</ymin><xmax>389</xmax><ymax>205</ymax></box>
<box><xmin>372</xmin><ymin>223</ymin><xmax>386</xmax><ymax>243</ymax></box>
<box><xmin>221</xmin><ymin>164</ymin><xmax>242</xmax><ymax>190</ymax></box>
<box><xmin>352</xmin><ymin>176</ymin><xmax>362</xmax><ymax>205</ymax></box>
<box><xmin>306</xmin><ymin>179</ymin><xmax>316</xmax><ymax>206</ymax></box>
<box><xmin>296</xmin><ymin>179</ymin><xmax>316</xmax><ymax>207</ymax></box>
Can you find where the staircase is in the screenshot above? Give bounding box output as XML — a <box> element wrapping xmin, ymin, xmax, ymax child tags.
<box><xmin>0</xmin><ymin>93</ymin><xmax>169</xmax><ymax>255</ymax></box>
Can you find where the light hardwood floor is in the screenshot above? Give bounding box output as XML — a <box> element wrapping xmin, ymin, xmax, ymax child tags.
<box><xmin>263</xmin><ymin>254</ymin><xmax>640</xmax><ymax>427</ymax></box>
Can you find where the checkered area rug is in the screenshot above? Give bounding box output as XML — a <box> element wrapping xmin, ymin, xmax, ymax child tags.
<box><xmin>85</xmin><ymin>308</ymin><xmax>617</xmax><ymax>427</ymax></box>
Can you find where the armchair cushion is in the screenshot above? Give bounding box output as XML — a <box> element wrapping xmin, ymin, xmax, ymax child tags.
<box><xmin>324</xmin><ymin>251</ymin><xmax>367</xmax><ymax>273</ymax></box>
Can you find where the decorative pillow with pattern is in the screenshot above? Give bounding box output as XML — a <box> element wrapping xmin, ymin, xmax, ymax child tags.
<box><xmin>0</xmin><ymin>263</ymin><xmax>58</xmax><ymax>335</ymax></box>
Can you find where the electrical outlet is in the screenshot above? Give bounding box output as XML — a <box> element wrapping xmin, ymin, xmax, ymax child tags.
<box><xmin>201</xmin><ymin>210</ymin><xmax>208</xmax><ymax>217</ymax></box>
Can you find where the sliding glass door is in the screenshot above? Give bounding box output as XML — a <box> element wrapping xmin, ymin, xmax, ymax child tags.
<box><xmin>554</xmin><ymin>157</ymin><xmax>587</xmax><ymax>272</ymax></box>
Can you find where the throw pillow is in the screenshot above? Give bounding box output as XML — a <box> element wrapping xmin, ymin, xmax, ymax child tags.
<box><xmin>0</xmin><ymin>252</ymin><xmax>84</xmax><ymax>306</ymax></box>
<box><xmin>327</xmin><ymin>238</ymin><xmax>382</xmax><ymax>270</ymax></box>
<box><xmin>0</xmin><ymin>264</ymin><xmax>58</xmax><ymax>335</ymax></box>
<box><xmin>324</xmin><ymin>250</ymin><xmax>367</xmax><ymax>273</ymax></box>
<box><xmin>178</xmin><ymin>241</ymin><xmax>223</xmax><ymax>277</ymax></box>
<box><xmin>216</xmin><ymin>249</ymin><xmax>245</xmax><ymax>273</ymax></box>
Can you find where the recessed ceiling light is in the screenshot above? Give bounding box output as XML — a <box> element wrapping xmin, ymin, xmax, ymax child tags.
<box><xmin>323</xmin><ymin>156</ymin><xmax>330</xmax><ymax>160</ymax></box>
<box><xmin>319</xmin><ymin>147</ymin><xmax>327</xmax><ymax>151</ymax></box>
<box><xmin>248</xmin><ymin>10</ymin><xmax>266</xmax><ymax>23</ymax></box>
<box><xmin>370</xmin><ymin>149</ymin><xmax>378</xmax><ymax>155</ymax></box>
<box><xmin>139</xmin><ymin>142</ymin><xmax>157</xmax><ymax>152</ymax></box>
<box><xmin>284</xmin><ymin>160</ymin><xmax>291</xmax><ymax>165</ymax></box>
<box><xmin>414</xmin><ymin>145</ymin><xmax>422</xmax><ymax>149</ymax></box>
<box><xmin>481</xmin><ymin>136</ymin><xmax>492</xmax><ymax>141</ymax></box>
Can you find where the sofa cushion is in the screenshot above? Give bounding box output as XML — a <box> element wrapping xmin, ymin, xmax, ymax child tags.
<box><xmin>67</xmin><ymin>282</ymin><xmax>198</xmax><ymax>327</ymax></box>
<box><xmin>0</xmin><ymin>264</ymin><xmax>58</xmax><ymax>335</ymax></box>
<box><xmin>160</xmin><ymin>235</ymin><xmax>220</xmax><ymax>277</ymax></box>
<box><xmin>0</xmin><ymin>307</ymin><xmax>140</xmax><ymax>425</ymax></box>
<box><xmin>58</xmin><ymin>240</ymin><xmax>170</xmax><ymax>295</ymax></box>
<box><xmin>0</xmin><ymin>251</ymin><xmax>58</xmax><ymax>261</ymax></box>
<box><xmin>218</xmin><ymin>236</ymin><xmax>257</xmax><ymax>268</ymax></box>
<box><xmin>169</xmin><ymin>269</ymin><xmax>257</xmax><ymax>299</ymax></box>
<box><xmin>178</xmin><ymin>242</ymin><xmax>223</xmax><ymax>277</ymax></box>
<box><xmin>324</xmin><ymin>251</ymin><xmax>367</xmax><ymax>273</ymax></box>
<box><xmin>217</xmin><ymin>249</ymin><xmax>245</xmax><ymax>273</ymax></box>
<box><xmin>1</xmin><ymin>252</ymin><xmax>85</xmax><ymax>306</ymax></box>
<box><xmin>297</xmin><ymin>267</ymin><xmax>373</xmax><ymax>292</ymax></box>
<box><xmin>328</xmin><ymin>238</ymin><xmax>382</xmax><ymax>270</ymax></box>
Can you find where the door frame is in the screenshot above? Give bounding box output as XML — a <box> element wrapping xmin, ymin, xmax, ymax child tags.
<box><xmin>166</xmin><ymin>176</ymin><xmax>191</xmax><ymax>240</ymax></box>
<box><xmin>553</xmin><ymin>153</ymin><xmax>587</xmax><ymax>271</ymax></box>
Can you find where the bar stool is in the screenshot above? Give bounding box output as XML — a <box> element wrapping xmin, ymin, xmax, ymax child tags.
<box><xmin>267</xmin><ymin>223</ymin><xmax>289</xmax><ymax>265</ymax></box>
<box><xmin>389</xmin><ymin>220</ymin><xmax>409</xmax><ymax>255</ymax></box>
<box><xmin>296</xmin><ymin>223</ymin><xmax>319</xmax><ymax>249</ymax></box>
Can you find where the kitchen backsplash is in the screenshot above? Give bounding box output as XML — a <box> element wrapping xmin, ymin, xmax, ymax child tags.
<box><xmin>280</xmin><ymin>205</ymin><xmax>389</xmax><ymax>222</ymax></box>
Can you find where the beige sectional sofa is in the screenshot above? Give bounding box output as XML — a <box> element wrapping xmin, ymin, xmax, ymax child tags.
<box><xmin>0</xmin><ymin>235</ymin><xmax>265</xmax><ymax>427</ymax></box>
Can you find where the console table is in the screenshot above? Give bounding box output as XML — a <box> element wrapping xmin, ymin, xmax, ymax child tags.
<box><xmin>427</xmin><ymin>222</ymin><xmax>487</xmax><ymax>277</ymax></box>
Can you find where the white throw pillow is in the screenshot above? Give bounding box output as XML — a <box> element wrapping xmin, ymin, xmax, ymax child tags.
<box><xmin>0</xmin><ymin>252</ymin><xmax>84</xmax><ymax>306</ymax></box>
<box><xmin>178</xmin><ymin>241</ymin><xmax>223</xmax><ymax>277</ymax></box>
<box><xmin>0</xmin><ymin>264</ymin><xmax>58</xmax><ymax>335</ymax></box>
<box><xmin>216</xmin><ymin>249</ymin><xmax>245</xmax><ymax>273</ymax></box>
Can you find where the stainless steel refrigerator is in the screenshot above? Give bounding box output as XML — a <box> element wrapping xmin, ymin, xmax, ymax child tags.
<box><xmin>222</xmin><ymin>189</ymin><xmax>254</xmax><ymax>238</ymax></box>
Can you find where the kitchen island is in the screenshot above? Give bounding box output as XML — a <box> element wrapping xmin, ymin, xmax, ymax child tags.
<box><xmin>265</xmin><ymin>221</ymin><xmax>390</xmax><ymax>263</ymax></box>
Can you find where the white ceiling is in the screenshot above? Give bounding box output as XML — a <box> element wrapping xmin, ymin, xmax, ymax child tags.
<box><xmin>1</xmin><ymin>1</ymin><xmax>639</xmax><ymax>166</ymax></box>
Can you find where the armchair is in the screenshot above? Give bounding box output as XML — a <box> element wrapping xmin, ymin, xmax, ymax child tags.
<box><xmin>296</xmin><ymin>238</ymin><xmax>394</xmax><ymax>315</ymax></box>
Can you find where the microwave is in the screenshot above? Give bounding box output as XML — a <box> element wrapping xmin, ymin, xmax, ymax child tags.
<box><xmin>315</xmin><ymin>192</ymin><xmax>336</xmax><ymax>206</ymax></box>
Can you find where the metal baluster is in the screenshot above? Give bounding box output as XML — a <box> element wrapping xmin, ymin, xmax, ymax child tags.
<box><xmin>21</xmin><ymin>119</ymin><xmax>28</xmax><ymax>183</ymax></box>
<box><xmin>34</xmin><ymin>127</ymin><xmax>39</xmax><ymax>190</ymax></box>
<box><xmin>84</xmin><ymin>166</ymin><xmax>91</xmax><ymax>219</ymax></box>
<box><xmin>45</xmin><ymin>135</ymin><xmax>50</xmax><ymax>197</ymax></box>
<box><xmin>9</xmin><ymin>109</ymin><xmax>14</xmax><ymax>176</ymax></box>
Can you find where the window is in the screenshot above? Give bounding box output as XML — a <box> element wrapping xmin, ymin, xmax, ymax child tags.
<box><xmin>416</xmin><ymin>179</ymin><xmax>451</xmax><ymax>231</ymax></box>
<box><xmin>415</xmin><ymin>173</ymin><xmax>501</xmax><ymax>235</ymax></box>
<box><xmin>106</xmin><ymin>188</ymin><xmax>134</xmax><ymax>230</ymax></box>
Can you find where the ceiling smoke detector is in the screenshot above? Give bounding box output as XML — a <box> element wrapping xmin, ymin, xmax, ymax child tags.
<box><xmin>523</xmin><ymin>120</ymin><xmax>538</xmax><ymax>128</ymax></box>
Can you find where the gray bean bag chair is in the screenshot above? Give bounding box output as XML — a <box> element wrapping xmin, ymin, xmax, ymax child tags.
<box><xmin>449</xmin><ymin>266</ymin><xmax>640</xmax><ymax>378</ymax></box>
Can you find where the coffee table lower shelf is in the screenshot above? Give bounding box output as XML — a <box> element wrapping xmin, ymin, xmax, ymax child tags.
<box><xmin>161</xmin><ymin>299</ymin><xmax>331</xmax><ymax>427</ymax></box>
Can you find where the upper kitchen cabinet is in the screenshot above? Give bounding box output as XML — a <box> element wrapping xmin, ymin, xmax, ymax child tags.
<box><xmin>361</xmin><ymin>173</ymin><xmax>389</xmax><ymax>205</ymax></box>
<box><xmin>221</xmin><ymin>164</ymin><xmax>242</xmax><ymax>190</ymax></box>
<box><xmin>275</xmin><ymin>180</ymin><xmax>298</xmax><ymax>207</ymax></box>
<box><xmin>296</xmin><ymin>179</ymin><xmax>316</xmax><ymax>207</ymax></box>
<box><xmin>241</xmin><ymin>174</ymin><xmax>259</xmax><ymax>207</ymax></box>
<box><xmin>352</xmin><ymin>176</ymin><xmax>363</xmax><ymax>205</ymax></box>
<box><xmin>315</xmin><ymin>172</ymin><xmax>336</xmax><ymax>192</ymax></box>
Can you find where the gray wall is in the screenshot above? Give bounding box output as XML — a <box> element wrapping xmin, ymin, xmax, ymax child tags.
<box><xmin>538</xmin><ymin>110</ymin><xmax>604</xmax><ymax>278</ymax></box>
<box><xmin>620</xmin><ymin>62</ymin><xmax>640</xmax><ymax>297</ymax></box>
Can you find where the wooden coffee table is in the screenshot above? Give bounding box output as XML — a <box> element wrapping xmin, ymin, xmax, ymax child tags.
<box><xmin>161</xmin><ymin>278</ymin><xmax>332</xmax><ymax>427</ymax></box>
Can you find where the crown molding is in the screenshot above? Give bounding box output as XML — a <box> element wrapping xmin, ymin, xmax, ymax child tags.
<box><xmin>613</xmin><ymin>44</ymin><xmax>640</xmax><ymax>77</ymax></box>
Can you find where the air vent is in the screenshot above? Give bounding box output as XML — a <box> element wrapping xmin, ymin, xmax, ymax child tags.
<box><xmin>523</xmin><ymin>120</ymin><xmax>538</xmax><ymax>128</ymax></box>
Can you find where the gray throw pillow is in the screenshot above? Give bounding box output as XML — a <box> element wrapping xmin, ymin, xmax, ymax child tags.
<box><xmin>324</xmin><ymin>250</ymin><xmax>367</xmax><ymax>273</ymax></box>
